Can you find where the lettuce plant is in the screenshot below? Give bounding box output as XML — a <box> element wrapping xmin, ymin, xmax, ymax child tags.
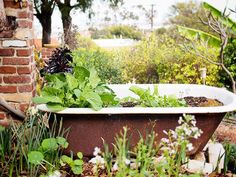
<box><xmin>33</xmin><ymin>66</ymin><xmax>119</xmax><ymax>111</ymax></box>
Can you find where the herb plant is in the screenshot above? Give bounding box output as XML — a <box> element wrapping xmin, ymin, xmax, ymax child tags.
<box><xmin>44</xmin><ymin>47</ymin><xmax>73</xmax><ymax>74</ymax></box>
<box><xmin>122</xmin><ymin>85</ymin><xmax>187</xmax><ymax>107</ymax></box>
<box><xmin>33</xmin><ymin>66</ymin><xmax>119</xmax><ymax>111</ymax></box>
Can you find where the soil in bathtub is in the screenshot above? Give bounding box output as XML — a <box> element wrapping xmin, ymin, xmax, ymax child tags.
<box><xmin>120</xmin><ymin>86</ymin><xmax>223</xmax><ymax>108</ymax></box>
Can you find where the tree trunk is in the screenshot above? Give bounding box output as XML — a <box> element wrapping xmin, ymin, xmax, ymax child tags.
<box><xmin>61</xmin><ymin>11</ymin><xmax>72</xmax><ymax>45</ymax></box>
<box><xmin>38</xmin><ymin>14</ymin><xmax>52</xmax><ymax>46</ymax></box>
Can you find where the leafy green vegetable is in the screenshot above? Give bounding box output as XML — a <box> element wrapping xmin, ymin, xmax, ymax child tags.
<box><xmin>28</xmin><ymin>151</ymin><xmax>44</xmax><ymax>165</ymax></box>
<box><xmin>33</xmin><ymin>65</ymin><xmax>118</xmax><ymax>111</ymax></box>
<box><xmin>124</xmin><ymin>85</ymin><xmax>186</xmax><ymax>107</ymax></box>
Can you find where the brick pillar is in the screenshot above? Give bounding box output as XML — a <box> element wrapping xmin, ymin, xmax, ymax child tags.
<box><xmin>0</xmin><ymin>0</ymin><xmax>35</xmax><ymax>123</ymax></box>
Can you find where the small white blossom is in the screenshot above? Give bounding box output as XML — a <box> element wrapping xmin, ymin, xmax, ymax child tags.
<box><xmin>161</xmin><ymin>138</ymin><xmax>169</xmax><ymax>143</ymax></box>
<box><xmin>187</xmin><ymin>143</ymin><xmax>194</xmax><ymax>151</ymax></box>
<box><xmin>112</xmin><ymin>162</ymin><xmax>118</xmax><ymax>171</ymax></box>
<box><xmin>178</xmin><ymin>117</ymin><xmax>183</xmax><ymax>124</ymax></box>
<box><xmin>163</xmin><ymin>130</ymin><xmax>168</xmax><ymax>135</ymax></box>
<box><xmin>48</xmin><ymin>170</ymin><xmax>61</xmax><ymax>177</ymax></box>
<box><xmin>89</xmin><ymin>155</ymin><xmax>105</xmax><ymax>165</ymax></box>
<box><xmin>93</xmin><ymin>147</ymin><xmax>101</xmax><ymax>156</ymax></box>
<box><xmin>191</xmin><ymin>120</ymin><xmax>197</xmax><ymax>126</ymax></box>
<box><xmin>125</xmin><ymin>158</ymin><xmax>131</xmax><ymax>165</ymax></box>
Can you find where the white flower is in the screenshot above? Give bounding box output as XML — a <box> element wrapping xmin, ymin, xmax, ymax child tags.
<box><xmin>89</xmin><ymin>155</ymin><xmax>105</xmax><ymax>165</ymax></box>
<box><xmin>125</xmin><ymin>158</ymin><xmax>131</xmax><ymax>165</ymax></box>
<box><xmin>161</xmin><ymin>138</ymin><xmax>169</xmax><ymax>143</ymax></box>
<box><xmin>93</xmin><ymin>147</ymin><xmax>101</xmax><ymax>156</ymax></box>
<box><xmin>112</xmin><ymin>162</ymin><xmax>118</xmax><ymax>171</ymax></box>
<box><xmin>183</xmin><ymin>127</ymin><xmax>192</xmax><ymax>136</ymax></box>
<box><xmin>193</xmin><ymin>132</ymin><xmax>201</xmax><ymax>139</ymax></box>
<box><xmin>187</xmin><ymin>143</ymin><xmax>194</xmax><ymax>151</ymax></box>
<box><xmin>48</xmin><ymin>170</ymin><xmax>61</xmax><ymax>177</ymax></box>
<box><xmin>191</xmin><ymin>120</ymin><xmax>197</xmax><ymax>126</ymax></box>
<box><xmin>178</xmin><ymin>117</ymin><xmax>183</xmax><ymax>124</ymax></box>
<box><xmin>171</xmin><ymin>131</ymin><xmax>178</xmax><ymax>139</ymax></box>
<box><xmin>163</xmin><ymin>130</ymin><xmax>168</xmax><ymax>135</ymax></box>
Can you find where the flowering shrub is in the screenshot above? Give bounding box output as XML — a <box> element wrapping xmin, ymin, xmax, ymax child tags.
<box><xmin>89</xmin><ymin>114</ymin><xmax>203</xmax><ymax>176</ymax></box>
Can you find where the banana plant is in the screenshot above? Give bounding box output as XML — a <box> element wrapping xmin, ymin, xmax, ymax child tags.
<box><xmin>202</xmin><ymin>2</ymin><xmax>236</xmax><ymax>33</ymax></box>
<box><xmin>178</xmin><ymin>2</ymin><xmax>236</xmax><ymax>48</ymax></box>
<box><xmin>177</xmin><ymin>25</ymin><xmax>220</xmax><ymax>47</ymax></box>
<box><xmin>177</xmin><ymin>2</ymin><xmax>236</xmax><ymax>93</ymax></box>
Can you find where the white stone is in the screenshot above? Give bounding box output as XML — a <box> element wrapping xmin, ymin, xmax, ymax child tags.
<box><xmin>15</xmin><ymin>29</ymin><xmax>32</xmax><ymax>40</ymax></box>
<box><xmin>208</xmin><ymin>142</ymin><xmax>225</xmax><ymax>173</ymax></box>
<box><xmin>183</xmin><ymin>160</ymin><xmax>214</xmax><ymax>175</ymax></box>
<box><xmin>3</xmin><ymin>40</ymin><xmax>27</xmax><ymax>47</ymax></box>
<box><xmin>5</xmin><ymin>8</ymin><xmax>17</xmax><ymax>17</ymax></box>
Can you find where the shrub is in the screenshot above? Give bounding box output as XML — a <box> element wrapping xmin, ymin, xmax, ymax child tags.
<box><xmin>119</xmin><ymin>33</ymin><xmax>221</xmax><ymax>86</ymax></box>
<box><xmin>73</xmin><ymin>48</ymin><xmax>122</xmax><ymax>84</ymax></box>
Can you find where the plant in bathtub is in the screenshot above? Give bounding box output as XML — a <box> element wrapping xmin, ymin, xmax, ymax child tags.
<box><xmin>121</xmin><ymin>85</ymin><xmax>187</xmax><ymax>107</ymax></box>
<box><xmin>33</xmin><ymin>66</ymin><xmax>118</xmax><ymax>111</ymax></box>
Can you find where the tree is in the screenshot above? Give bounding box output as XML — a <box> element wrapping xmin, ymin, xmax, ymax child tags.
<box><xmin>55</xmin><ymin>0</ymin><xmax>123</xmax><ymax>45</ymax></box>
<box><xmin>178</xmin><ymin>2</ymin><xmax>236</xmax><ymax>93</ymax></box>
<box><xmin>34</xmin><ymin>0</ymin><xmax>56</xmax><ymax>46</ymax></box>
<box><xmin>168</xmin><ymin>1</ymin><xmax>214</xmax><ymax>35</ymax></box>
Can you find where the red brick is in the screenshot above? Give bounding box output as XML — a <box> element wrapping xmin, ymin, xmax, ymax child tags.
<box><xmin>0</xmin><ymin>86</ymin><xmax>17</xmax><ymax>93</ymax></box>
<box><xmin>17</xmin><ymin>11</ymin><xmax>28</xmax><ymax>18</ymax></box>
<box><xmin>3</xmin><ymin>76</ymin><xmax>31</xmax><ymax>84</ymax></box>
<box><xmin>0</xmin><ymin>49</ymin><xmax>14</xmax><ymax>56</ymax></box>
<box><xmin>3</xmin><ymin>1</ymin><xmax>19</xmax><ymax>8</ymax></box>
<box><xmin>0</xmin><ymin>76</ymin><xmax>2</xmax><ymax>83</ymax></box>
<box><xmin>17</xmin><ymin>67</ymin><xmax>31</xmax><ymax>74</ymax></box>
<box><xmin>0</xmin><ymin>66</ymin><xmax>16</xmax><ymax>74</ymax></box>
<box><xmin>0</xmin><ymin>112</ymin><xmax>6</xmax><ymax>119</ymax></box>
<box><xmin>18</xmin><ymin>84</ymin><xmax>33</xmax><ymax>92</ymax></box>
<box><xmin>16</xmin><ymin>49</ymin><xmax>32</xmax><ymax>56</ymax></box>
<box><xmin>17</xmin><ymin>20</ymin><xmax>32</xmax><ymax>28</ymax></box>
<box><xmin>3</xmin><ymin>57</ymin><xmax>30</xmax><ymax>65</ymax></box>
<box><xmin>19</xmin><ymin>103</ymin><xmax>29</xmax><ymax>112</ymax></box>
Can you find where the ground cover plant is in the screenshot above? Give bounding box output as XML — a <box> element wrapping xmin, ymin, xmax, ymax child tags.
<box><xmin>0</xmin><ymin>108</ymin><xmax>69</xmax><ymax>177</ymax></box>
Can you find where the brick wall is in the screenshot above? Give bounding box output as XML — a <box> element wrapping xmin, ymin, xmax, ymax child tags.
<box><xmin>0</xmin><ymin>0</ymin><xmax>35</xmax><ymax>124</ymax></box>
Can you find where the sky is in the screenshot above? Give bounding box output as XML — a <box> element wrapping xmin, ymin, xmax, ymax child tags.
<box><xmin>33</xmin><ymin>0</ymin><xmax>236</xmax><ymax>38</ymax></box>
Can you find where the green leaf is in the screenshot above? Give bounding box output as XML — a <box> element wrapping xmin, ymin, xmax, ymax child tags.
<box><xmin>0</xmin><ymin>125</ymin><xmax>5</xmax><ymax>132</ymax></box>
<box><xmin>56</xmin><ymin>137</ymin><xmax>69</xmax><ymax>149</ymax></box>
<box><xmin>129</xmin><ymin>86</ymin><xmax>147</xmax><ymax>98</ymax></box>
<box><xmin>61</xmin><ymin>155</ymin><xmax>73</xmax><ymax>165</ymax></box>
<box><xmin>177</xmin><ymin>25</ymin><xmax>221</xmax><ymax>47</ymax></box>
<box><xmin>28</xmin><ymin>151</ymin><xmax>44</xmax><ymax>165</ymax></box>
<box><xmin>32</xmin><ymin>96</ymin><xmax>62</xmax><ymax>104</ymax></box>
<box><xmin>74</xmin><ymin>66</ymin><xmax>90</xmax><ymax>83</ymax></box>
<box><xmin>41</xmin><ymin>87</ymin><xmax>63</xmax><ymax>97</ymax></box>
<box><xmin>202</xmin><ymin>2</ymin><xmax>236</xmax><ymax>32</ymax></box>
<box><xmin>46</xmin><ymin>103</ymin><xmax>65</xmax><ymax>112</ymax></box>
<box><xmin>77</xmin><ymin>152</ymin><xmax>83</xmax><ymax>159</ymax></box>
<box><xmin>41</xmin><ymin>138</ymin><xmax>58</xmax><ymax>151</ymax></box>
<box><xmin>81</xmin><ymin>91</ymin><xmax>103</xmax><ymax>111</ymax></box>
<box><xmin>66</xmin><ymin>73</ymin><xmax>79</xmax><ymax>90</ymax></box>
<box><xmin>74</xmin><ymin>159</ymin><xmax>83</xmax><ymax>166</ymax></box>
<box><xmin>89</xmin><ymin>67</ymin><xmax>101</xmax><ymax>88</ymax></box>
<box><xmin>100</xmin><ymin>93</ymin><xmax>119</xmax><ymax>106</ymax></box>
<box><xmin>74</xmin><ymin>89</ymin><xmax>81</xmax><ymax>98</ymax></box>
<box><xmin>153</xmin><ymin>85</ymin><xmax>159</xmax><ymax>96</ymax></box>
<box><xmin>71</xmin><ymin>166</ymin><xmax>83</xmax><ymax>175</ymax></box>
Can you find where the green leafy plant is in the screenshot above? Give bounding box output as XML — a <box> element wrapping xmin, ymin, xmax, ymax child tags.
<box><xmin>33</xmin><ymin>65</ymin><xmax>119</xmax><ymax>111</ymax></box>
<box><xmin>121</xmin><ymin>85</ymin><xmax>186</xmax><ymax>107</ymax></box>
<box><xmin>0</xmin><ymin>108</ymin><xmax>68</xmax><ymax>177</ymax></box>
<box><xmin>60</xmin><ymin>152</ymin><xmax>83</xmax><ymax>175</ymax></box>
<box><xmin>89</xmin><ymin>115</ymin><xmax>203</xmax><ymax>177</ymax></box>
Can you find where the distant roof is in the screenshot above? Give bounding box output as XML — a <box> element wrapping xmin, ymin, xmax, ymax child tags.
<box><xmin>92</xmin><ymin>39</ymin><xmax>139</xmax><ymax>48</ymax></box>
